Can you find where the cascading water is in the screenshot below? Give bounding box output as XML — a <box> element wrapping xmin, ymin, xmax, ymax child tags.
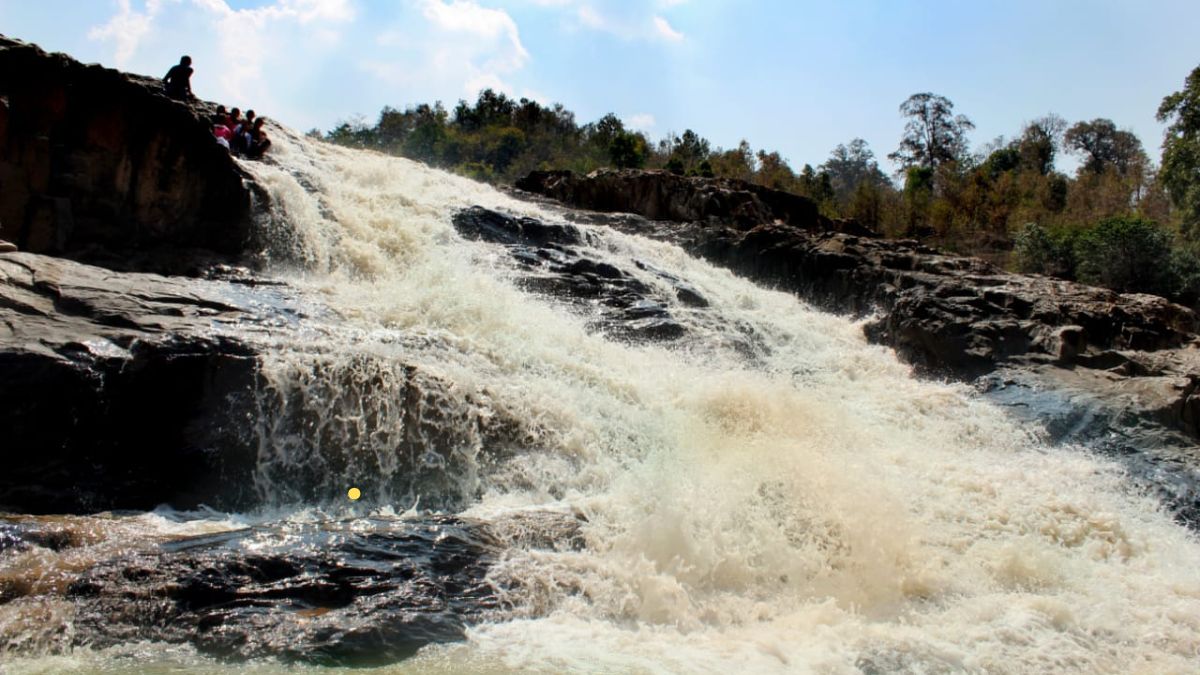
<box><xmin>3</xmin><ymin>126</ymin><xmax>1200</xmax><ymax>673</ymax></box>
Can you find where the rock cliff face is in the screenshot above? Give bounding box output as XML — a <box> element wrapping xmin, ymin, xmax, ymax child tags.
<box><xmin>0</xmin><ymin>36</ymin><xmax>258</xmax><ymax>273</ymax></box>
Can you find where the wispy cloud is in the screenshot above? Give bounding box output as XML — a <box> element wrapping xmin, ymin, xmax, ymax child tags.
<box><xmin>369</xmin><ymin>1</ymin><xmax>530</xmax><ymax>99</ymax></box>
<box><xmin>87</xmin><ymin>0</ymin><xmax>165</xmax><ymax>67</ymax></box>
<box><xmin>535</xmin><ymin>0</ymin><xmax>687</xmax><ymax>43</ymax></box>
<box><xmin>652</xmin><ymin>16</ymin><xmax>683</xmax><ymax>42</ymax></box>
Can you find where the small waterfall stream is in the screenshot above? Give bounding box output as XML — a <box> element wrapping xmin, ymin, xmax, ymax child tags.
<box><xmin>3</xmin><ymin>129</ymin><xmax>1199</xmax><ymax>673</ymax></box>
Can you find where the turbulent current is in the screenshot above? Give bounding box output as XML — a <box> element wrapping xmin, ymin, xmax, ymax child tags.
<box><xmin>4</xmin><ymin>129</ymin><xmax>1200</xmax><ymax>674</ymax></box>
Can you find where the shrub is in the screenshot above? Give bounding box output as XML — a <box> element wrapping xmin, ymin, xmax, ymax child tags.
<box><xmin>1012</xmin><ymin>222</ymin><xmax>1079</xmax><ymax>278</ymax></box>
<box><xmin>1073</xmin><ymin>216</ymin><xmax>1172</xmax><ymax>294</ymax></box>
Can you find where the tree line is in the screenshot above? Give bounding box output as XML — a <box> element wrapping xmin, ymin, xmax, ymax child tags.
<box><xmin>314</xmin><ymin>64</ymin><xmax>1200</xmax><ymax>304</ymax></box>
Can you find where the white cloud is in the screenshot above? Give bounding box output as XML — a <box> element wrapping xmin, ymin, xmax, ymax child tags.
<box><xmin>534</xmin><ymin>1</ymin><xmax>686</xmax><ymax>43</ymax></box>
<box><xmin>626</xmin><ymin>113</ymin><xmax>656</xmax><ymax>131</ymax></box>
<box><xmin>370</xmin><ymin>1</ymin><xmax>530</xmax><ymax>99</ymax></box>
<box><xmin>87</xmin><ymin>0</ymin><xmax>166</xmax><ymax>67</ymax></box>
<box><xmin>420</xmin><ymin>0</ymin><xmax>529</xmax><ymax>71</ymax></box>
<box><xmin>86</xmin><ymin>0</ymin><xmax>356</xmax><ymax>129</ymax></box>
<box><xmin>652</xmin><ymin>15</ymin><xmax>683</xmax><ymax>42</ymax></box>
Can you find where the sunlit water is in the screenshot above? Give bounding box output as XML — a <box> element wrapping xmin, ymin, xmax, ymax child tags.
<box><xmin>3</xmin><ymin>128</ymin><xmax>1200</xmax><ymax>674</ymax></box>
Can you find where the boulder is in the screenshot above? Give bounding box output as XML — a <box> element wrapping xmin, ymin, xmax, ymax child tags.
<box><xmin>0</xmin><ymin>36</ymin><xmax>261</xmax><ymax>273</ymax></box>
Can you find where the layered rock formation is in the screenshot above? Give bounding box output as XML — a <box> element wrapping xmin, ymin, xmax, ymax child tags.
<box><xmin>0</xmin><ymin>36</ymin><xmax>259</xmax><ymax>273</ymax></box>
<box><xmin>0</xmin><ymin>252</ymin><xmax>290</xmax><ymax>512</ymax></box>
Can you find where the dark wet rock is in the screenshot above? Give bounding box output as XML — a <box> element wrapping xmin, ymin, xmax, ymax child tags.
<box><xmin>0</xmin><ymin>252</ymin><xmax>291</xmax><ymax>513</ymax></box>
<box><xmin>453</xmin><ymin>206</ymin><xmax>691</xmax><ymax>343</ymax></box>
<box><xmin>517</xmin><ymin>170</ymin><xmax>1196</xmax><ymax>374</ymax></box>
<box><xmin>980</xmin><ymin>363</ymin><xmax>1200</xmax><ymax>526</ymax></box>
<box><xmin>66</xmin><ymin>516</ymin><xmax>502</xmax><ymax>666</ymax></box>
<box><xmin>0</xmin><ymin>35</ymin><xmax>264</xmax><ymax>274</ymax></box>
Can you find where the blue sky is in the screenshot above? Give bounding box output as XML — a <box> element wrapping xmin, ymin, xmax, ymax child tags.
<box><xmin>2</xmin><ymin>0</ymin><xmax>1198</xmax><ymax>173</ymax></box>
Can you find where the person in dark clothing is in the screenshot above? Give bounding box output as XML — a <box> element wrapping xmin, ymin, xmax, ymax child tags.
<box><xmin>163</xmin><ymin>56</ymin><xmax>194</xmax><ymax>100</ymax></box>
<box><xmin>245</xmin><ymin>117</ymin><xmax>272</xmax><ymax>159</ymax></box>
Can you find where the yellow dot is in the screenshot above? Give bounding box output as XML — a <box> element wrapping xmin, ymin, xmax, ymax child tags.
<box><xmin>347</xmin><ymin>487</ymin><xmax>361</xmax><ymax>501</ymax></box>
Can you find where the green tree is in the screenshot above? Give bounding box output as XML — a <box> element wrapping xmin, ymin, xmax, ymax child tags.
<box><xmin>1064</xmin><ymin>119</ymin><xmax>1147</xmax><ymax>177</ymax></box>
<box><xmin>1016</xmin><ymin>114</ymin><xmax>1067</xmax><ymax>175</ymax></box>
<box><xmin>1012</xmin><ymin>222</ymin><xmax>1079</xmax><ymax>278</ymax></box>
<box><xmin>1158</xmin><ymin>64</ymin><xmax>1200</xmax><ymax>237</ymax></box>
<box><xmin>1074</xmin><ymin>216</ymin><xmax>1172</xmax><ymax>294</ymax></box>
<box><xmin>889</xmin><ymin>93</ymin><xmax>975</xmax><ymax>170</ymax></box>
<box><xmin>609</xmin><ymin>131</ymin><xmax>649</xmax><ymax>169</ymax></box>
<box><xmin>822</xmin><ymin>138</ymin><xmax>890</xmax><ymax>204</ymax></box>
<box><xmin>709</xmin><ymin>140</ymin><xmax>756</xmax><ymax>182</ymax></box>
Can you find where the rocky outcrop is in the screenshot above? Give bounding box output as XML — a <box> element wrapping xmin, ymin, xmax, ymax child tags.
<box><xmin>516</xmin><ymin>169</ymin><xmax>876</xmax><ymax>236</ymax></box>
<box><xmin>518</xmin><ymin>171</ymin><xmax>1197</xmax><ymax>369</ymax></box>
<box><xmin>0</xmin><ymin>252</ymin><xmax>290</xmax><ymax>512</ymax></box>
<box><xmin>0</xmin><ymin>36</ymin><xmax>259</xmax><ymax>273</ymax></box>
<box><xmin>692</xmin><ymin>225</ymin><xmax>1198</xmax><ymax>376</ymax></box>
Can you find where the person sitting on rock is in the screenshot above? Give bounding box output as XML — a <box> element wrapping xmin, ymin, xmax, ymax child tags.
<box><xmin>245</xmin><ymin>117</ymin><xmax>272</xmax><ymax>159</ymax></box>
<box><xmin>227</xmin><ymin>107</ymin><xmax>242</xmax><ymax>129</ymax></box>
<box><xmin>212</xmin><ymin>110</ymin><xmax>234</xmax><ymax>151</ymax></box>
<box><xmin>231</xmin><ymin>118</ymin><xmax>253</xmax><ymax>155</ymax></box>
<box><xmin>163</xmin><ymin>56</ymin><xmax>194</xmax><ymax>100</ymax></box>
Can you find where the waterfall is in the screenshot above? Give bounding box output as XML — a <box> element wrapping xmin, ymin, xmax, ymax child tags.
<box><xmin>4</xmin><ymin>128</ymin><xmax>1199</xmax><ymax>673</ymax></box>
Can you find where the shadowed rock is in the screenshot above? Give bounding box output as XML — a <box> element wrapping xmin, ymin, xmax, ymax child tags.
<box><xmin>453</xmin><ymin>205</ymin><xmax>693</xmax><ymax>342</ymax></box>
<box><xmin>66</xmin><ymin>516</ymin><xmax>500</xmax><ymax>666</ymax></box>
<box><xmin>0</xmin><ymin>35</ymin><xmax>263</xmax><ymax>274</ymax></box>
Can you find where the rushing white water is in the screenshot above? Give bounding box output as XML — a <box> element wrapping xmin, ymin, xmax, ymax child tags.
<box><xmin>6</xmin><ymin>128</ymin><xmax>1200</xmax><ymax>674</ymax></box>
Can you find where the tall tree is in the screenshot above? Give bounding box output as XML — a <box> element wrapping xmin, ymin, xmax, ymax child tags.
<box><xmin>1016</xmin><ymin>114</ymin><xmax>1067</xmax><ymax>175</ymax></box>
<box><xmin>822</xmin><ymin>138</ymin><xmax>889</xmax><ymax>202</ymax></box>
<box><xmin>1158</xmin><ymin>64</ymin><xmax>1200</xmax><ymax>236</ymax></box>
<box><xmin>889</xmin><ymin>93</ymin><xmax>975</xmax><ymax>170</ymax></box>
<box><xmin>1063</xmin><ymin>118</ymin><xmax>1147</xmax><ymax>177</ymax></box>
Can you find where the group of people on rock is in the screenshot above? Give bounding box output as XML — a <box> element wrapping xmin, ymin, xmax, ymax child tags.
<box><xmin>212</xmin><ymin>105</ymin><xmax>272</xmax><ymax>159</ymax></box>
<box><xmin>162</xmin><ymin>55</ymin><xmax>271</xmax><ymax>160</ymax></box>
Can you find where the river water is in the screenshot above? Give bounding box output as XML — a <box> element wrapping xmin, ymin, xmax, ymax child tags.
<box><xmin>3</xmin><ymin>130</ymin><xmax>1200</xmax><ymax>673</ymax></box>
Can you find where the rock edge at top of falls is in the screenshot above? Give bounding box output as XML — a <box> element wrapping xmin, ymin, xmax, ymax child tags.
<box><xmin>0</xmin><ymin>35</ymin><xmax>265</xmax><ymax>275</ymax></box>
<box><xmin>513</xmin><ymin>168</ymin><xmax>1200</xmax><ymax>445</ymax></box>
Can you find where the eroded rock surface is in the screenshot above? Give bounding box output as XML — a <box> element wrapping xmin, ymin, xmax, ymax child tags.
<box><xmin>518</xmin><ymin>170</ymin><xmax>1198</xmax><ymax>379</ymax></box>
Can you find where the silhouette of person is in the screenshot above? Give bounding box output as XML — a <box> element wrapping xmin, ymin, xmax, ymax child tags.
<box><xmin>246</xmin><ymin>117</ymin><xmax>272</xmax><ymax>159</ymax></box>
<box><xmin>163</xmin><ymin>56</ymin><xmax>194</xmax><ymax>100</ymax></box>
